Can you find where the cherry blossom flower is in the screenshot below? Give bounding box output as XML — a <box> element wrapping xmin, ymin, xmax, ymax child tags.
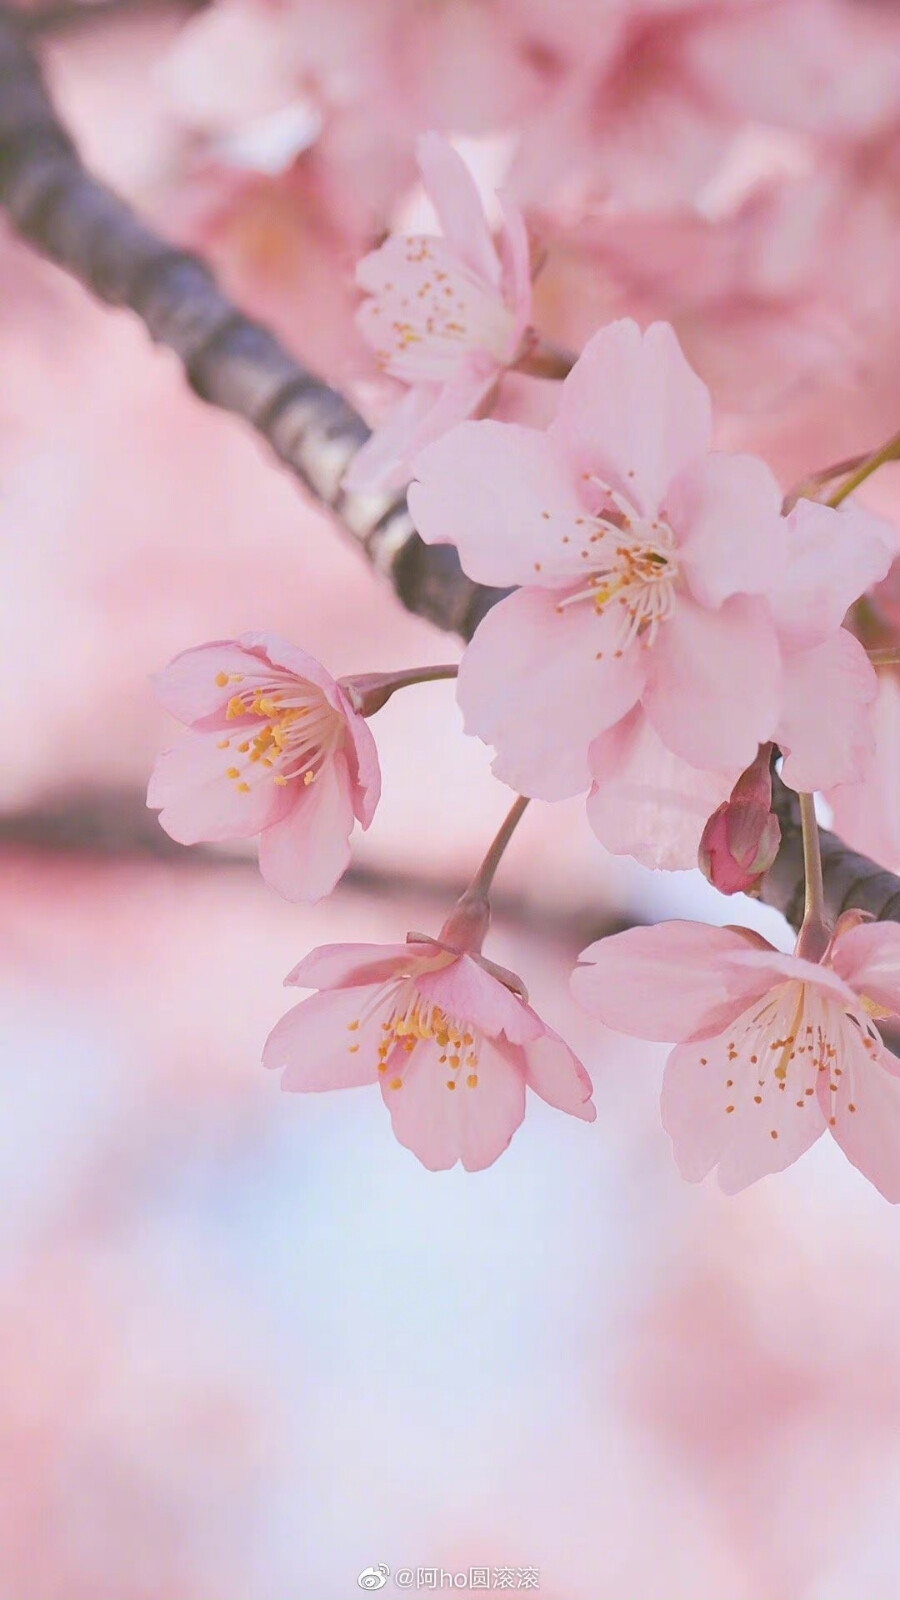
<box><xmin>572</xmin><ymin>914</ymin><xmax>900</xmax><ymax>1199</ymax></box>
<box><xmin>410</xmin><ymin>317</ymin><xmax>900</xmax><ymax>864</ymax></box>
<box><xmin>411</xmin><ymin>316</ymin><xmax>786</xmax><ymax>803</ymax></box>
<box><xmin>263</xmin><ymin>930</ymin><xmax>595</xmax><ymax>1171</ymax></box>
<box><xmin>344</xmin><ymin>132</ymin><xmax>533</xmax><ymax>494</ymax></box>
<box><xmin>147</xmin><ymin>633</ymin><xmax>380</xmax><ymax>903</ymax></box>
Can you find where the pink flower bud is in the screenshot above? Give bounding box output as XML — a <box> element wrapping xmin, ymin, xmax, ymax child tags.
<box><xmin>698</xmin><ymin>746</ymin><xmax>780</xmax><ymax>896</ymax></box>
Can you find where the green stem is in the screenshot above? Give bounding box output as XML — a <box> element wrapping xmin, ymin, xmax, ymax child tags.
<box><xmin>828</xmin><ymin>429</ymin><xmax>900</xmax><ymax>508</ymax></box>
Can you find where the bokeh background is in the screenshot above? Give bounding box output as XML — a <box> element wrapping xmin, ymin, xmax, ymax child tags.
<box><xmin>5</xmin><ymin>2</ymin><xmax>900</xmax><ymax>1596</ymax></box>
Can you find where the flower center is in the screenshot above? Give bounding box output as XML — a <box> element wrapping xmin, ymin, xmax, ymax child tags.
<box><xmin>708</xmin><ymin>979</ymin><xmax>879</xmax><ymax>1132</ymax></box>
<box><xmin>555</xmin><ymin>490</ymin><xmax>679</xmax><ymax>652</ymax></box>
<box><xmin>347</xmin><ymin>976</ymin><xmax>482</xmax><ymax>1093</ymax></box>
<box><xmin>214</xmin><ymin>671</ymin><xmax>343</xmax><ymax>794</ymax></box>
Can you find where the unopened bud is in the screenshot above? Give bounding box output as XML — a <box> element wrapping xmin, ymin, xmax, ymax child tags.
<box><xmin>698</xmin><ymin>746</ymin><xmax>780</xmax><ymax>896</ymax></box>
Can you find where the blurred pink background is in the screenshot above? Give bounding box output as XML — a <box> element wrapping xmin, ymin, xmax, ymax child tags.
<box><xmin>5</xmin><ymin>4</ymin><xmax>900</xmax><ymax>1596</ymax></box>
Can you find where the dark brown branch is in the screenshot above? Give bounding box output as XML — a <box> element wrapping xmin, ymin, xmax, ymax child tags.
<box><xmin>0</xmin><ymin>4</ymin><xmax>899</xmax><ymax>935</ymax></box>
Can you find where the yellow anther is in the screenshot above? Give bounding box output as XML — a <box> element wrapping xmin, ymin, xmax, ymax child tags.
<box><xmin>348</xmin><ymin>1021</ymin><xmax>360</xmax><ymax>1031</ymax></box>
<box><xmin>272</xmin><ymin>774</ymin><xmax>288</xmax><ymax>787</ymax></box>
<box><xmin>238</xmin><ymin>741</ymin><xmax>250</xmax><ymax>753</ymax></box>
<box><xmin>348</xmin><ymin>1044</ymin><xmax>359</xmax><ymax>1053</ymax></box>
<box><xmin>226</xmin><ymin>766</ymin><xmax>240</xmax><ymax>779</ymax></box>
<box><xmin>304</xmin><ymin>772</ymin><xmax>316</xmax><ymax>786</ymax></box>
<box><xmin>237</xmin><ymin>782</ymin><xmax>251</xmax><ymax>793</ymax></box>
<box><xmin>390</xmin><ymin>1078</ymin><xmax>403</xmax><ymax>1090</ymax></box>
<box><xmin>467</xmin><ymin>1074</ymin><xmax>478</xmax><ymax>1089</ymax></box>
<box><xmin>217</xmin><ymin>739</ymin><xmax>230</xmax><ymax>749</ymax></box>
<box><xmin>215</xmin><ymin>671</ymin><xmax>229</xmax><ymax>687</ymax></box>
<box><xmin>226</xmin><ymin>696</ymin><xmax>246</xmax><ymax>719</ymax></box>
<box><xmin>446</xmin><ymin>1080</ymin><xmax>456</xmax><ymax>1091</ymax></box>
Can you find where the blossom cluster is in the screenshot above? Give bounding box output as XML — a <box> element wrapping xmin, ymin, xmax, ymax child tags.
<box><xmin>148</xmin><ymin>127</ymin><xmax>900</xmax><ymax>1199</ymax></box>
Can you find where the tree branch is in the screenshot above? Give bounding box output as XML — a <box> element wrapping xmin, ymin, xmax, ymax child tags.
<box><xmin>0</xmin><ymin>3</ymin><xmax>898</xmax><ymax>936</ymax></box>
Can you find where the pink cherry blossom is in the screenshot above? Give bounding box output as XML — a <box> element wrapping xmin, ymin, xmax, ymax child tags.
<box><xmin>572</xmin><ymin>914</ymin><xmax>900</xmax><ymax>1200</ymax></box>
<box><xmin>411</xmin><ymin>317</ymin><xmax>787</xmax><ymax>804</ymax></box>
<box><xmin>147</xmin><ymin>633</ymin><xmax>380</xmax><ymax>903</ymax></box>
<box><xmin>344</xmin><ymin>132</ymin><xmax>533</xmax><ymax>494</ymax></box>
<box><xmin>263</xmin><ymin>934</ymin><xmax>595</xmax><ymax>1171</ymax></box>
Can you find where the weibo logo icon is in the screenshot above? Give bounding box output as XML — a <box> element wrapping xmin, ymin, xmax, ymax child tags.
<box><xmin>358</xmin><ymin>1565</ymin><xmax>390</xmax><ymax>1591</ymax></box>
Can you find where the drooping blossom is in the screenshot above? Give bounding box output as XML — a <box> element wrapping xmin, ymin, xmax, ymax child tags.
<box><xmin>698</xmin><ymin>744</ymin><xmax>781</xmax><ymax>896</ymax></box>
<box><xmin>344</xmin><ymin>132</ymin><xmax>533</xmax><ymax>494</ymax></box>
<box><xmin>263</xmin><ymin>924</ymin><xmax>595</xmax><ymax>1171</ymax></box>
<box><xmin>572</xmin><ymin>914</ymin><xmax>900</xmax><ymax>1199</ymax></box>
<box><xmin>147</xmin><ymin>633</ymin><xmax>380</xmax><ymax>903</ymax></box>
<box><xmin>410</xmin><ymin>317</ymin><xmax>900</xmax><ymax>866</ymax></box>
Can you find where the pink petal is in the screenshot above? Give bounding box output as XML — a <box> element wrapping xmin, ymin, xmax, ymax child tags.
<box><xmin>284</xmin><ymin>942</ymin><xmax>427</xmax><ymax>993</ymax></box>
<box><xmin>147</xmin><ymin>727</ymin><xmax>289</xmax><ymax>843</ymax></box>
<box><xmin>403</xmin><ymin>358</ymin><xmax>501</xmax><ymax>470</ymax></box>
<box><xmin>410</xmin><ymin>421</ymin><xmax>590</xmax><ymax>589</ymax></box>
<box><xmin>457</xmin><ymin>586</ymin><xmax>646</xmax><ymax>801</ymax></box>
<box><xmin>241</xmin><ymin>632</ymin><xmax>342</xmax><ymax>708</ymax></box>
<box><xmin>497</xmin><ymin>190</ymin><xmax>533</xmax><ymax>342</ymax></box>
<box><xmin>643</xmin><ymin>593</ymin><xmax>781</xmax><ymax>771</ymax></box>
<box><xmin>828</xmin><ymin>673</ymin><xmax>900</xmax><ymax>872</ymax></box>
<box><xmin>521</xmin><ymin>1026</ymin><xmax>596</xmax><ymax>1121</ymax></box>
<box><xmin>336</xmin><ymin>693</ymin><xmax>382</xmax><ymax>828</ymax></box>
<box><xmin>829</xmin><ymin>921</ymin><xmax>900</xmax><ymax>1019</ymax></box>
<box><xmin>587</xmin><ymin>705</ymin><xmax>734</xmax><ymax>870</ymax></box>
<box><xmin>662</xmin><ymin>1025</ymin><xmax>826</xmax><ymax>1193</ymax></box>
<box><xmin>415</xmin><ymin>955</ymin><xmax>543</xmax><ymax>1045</ymax></box>
<box><xmin>772</xmin><ymin>500</ymin><xmax>900</xmax><ymax>651</ymax></box>
<box><xmin>777</xmin><ymin>631</ymin><xmax>877</xmax><ymax>793</ymax></box>
<box><xmin>151</xmin><ymin>639</ymin><xmax>273</xmax><ymax>723</ymax></box>
<box><xmin>382</xmin><ymin>1036</ymin><xmax>526</xmax><ymax>1171</ymax></box>
<box><xmin>669</xmin><ymin>452</ymin><xmax>784</xmax><ymax>609</ymax></box>
<box><xmin>549</xmin><ymin>320</ymin><xmax>712</xmax><ymax>520</ymax></box>
<box><xmin>416</xmin><ymin>131</ymin><xmax>502</xmax><ymax>287</ymax></box>
<box><xmin>257</xmin><ymin>753</ymin><xmax>354</xmax><ymax>904</ymax></box>
<box><xmin>572</xmin><ymin>920</ymin><xmax>776</xmax><ymax>1043</ymax></box>
<box><xmin>825</xmin><ymin>1038</ymin><xmax>900</xmax><ymax>1203</ymax></box>
<box><xmin>344</xmin><ymin>387</ymin><xmax>440</xmax><ymax>496</ymax></box>
<box><xmin>263</xmin><ymin>986</ymin><xmax>387</xmax><ymax>1091</ymax></box>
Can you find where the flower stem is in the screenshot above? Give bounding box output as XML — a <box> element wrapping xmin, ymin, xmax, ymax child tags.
<box><xmin>438</xmin><ymin>795</ymin><xmax>531</xmax><ymax>955</ymax></box>
<box><xmin>341</xmin><ymin>663</ymin><xmax>458</xmax><ymax>717</ymax></box>
<box><xmin>468</xmin><ymin>795</ymin><xmax>531</xmax><ymax>899</ymax></box>
<box><xmin>796</xmin><ymin>792</ymin><xmax>831</xmax><ymax>961</ymax></box>
<box><xmin>827</xmin><ymin>428</ymin><xmax>900</xmax><ymax>508</ymax></box>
